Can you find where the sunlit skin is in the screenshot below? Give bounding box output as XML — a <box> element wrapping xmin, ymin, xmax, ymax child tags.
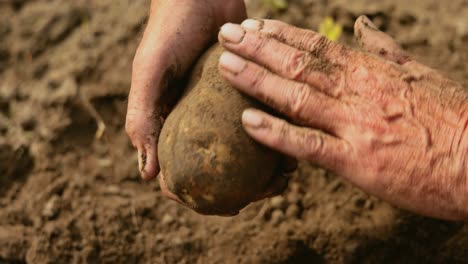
<box><xmin>218</xmin><ymin>17</ymin><xmax>468</xmax><ymax>220</ymax></box>
<box><xmin>126</xmin><ymin>0</ymin><xmax>468</xmax><ymax>220</ymax></box>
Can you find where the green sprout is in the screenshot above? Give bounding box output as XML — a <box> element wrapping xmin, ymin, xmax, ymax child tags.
<box><xmin>319</xmin><ymin>17</ymin><xmax>343</xmax><ymax>41</ymax></box>
<box><xmin>262</xmin><ymin>0</ymin><xmax>288</xmax><ymax>11</ymax></box>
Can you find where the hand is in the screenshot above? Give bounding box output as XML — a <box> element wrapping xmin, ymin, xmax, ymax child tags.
<box><xmin>126</xmin><ymin>0</ymin><xmax>246</xmax><ymax>180</ymax></box>
<box><xmin>218</xmin><ymin>16</ymin><xmax>468</xmax><ymax>220</ymax></box>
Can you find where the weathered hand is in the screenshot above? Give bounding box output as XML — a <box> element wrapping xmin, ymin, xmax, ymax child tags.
<box><xmin>126</xmin><ymin>0</ymin><xmax>246</xmax><ymax>180</ymax></box>
<box><xmin>218</xmin><ymin>16</ymin><xmax>468</xmax><ymax>220</ymax></box>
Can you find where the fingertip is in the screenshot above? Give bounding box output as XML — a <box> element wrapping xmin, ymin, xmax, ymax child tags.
<box><xmin>354</xmin><ymin>15</ymin><xmax>410</xmax><ymax>64</ymax></box>
<box><xmin>157</xmin><ymin>172</ymin><xmax>185</xmax><ymax>204</ymax></box>
<box><xmin>219</xmin><ymin>23</ymin><xmax>245</xmax><ymax>44</ymax></box>
<box><xmin>138</xmin><ymin>148</ymin><xmax>159</xmax><ymax>181</ymax></box>
<box><xmin>219</xmin><ymin>51</ymin><xmax>247</xmax><ymax>75</ymax></box>
<box><xmin>356</xmin><ymin>15</ymin><xmax>378</xmax><ymax>31</ymax></box>
<box><xmin>241</xmin><ymin>19</ymin><xmax>263</xmax><ymax>31</ymax></box>
<box><xmin>354</xmin><ymin>15</ymin><xmax>377</xmax><ymax>41</ymax></box>
<box><xmin>242</xmin><ymin>108</ymin><xmax>268</xmax><ymax>129</ymax></box>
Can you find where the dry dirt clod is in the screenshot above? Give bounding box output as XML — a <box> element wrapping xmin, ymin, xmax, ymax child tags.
<box><xmin>271</xmin><ymin>209</ymin><xmax>285</xmax><ymax>226</ymax></box>
<box><xmin>285</xmin><ymin>204</ymin><xmax>300</xmax><ymax>219</ymax></box>
<box><xmin>162</xmin><ymin>213</ymin><xmax>175</xmax><ymax>225</ymax></box>
<box><xmin>286</xmin><ymin>192</ymin><xmax>300</xmax><ymax>205</ymax></box>
<box><xmin>42</xmin><ymin>195</ymin><xmax>61</xmax><ymax>220</ymax></box>
<box><xmin>270</xmin><ymin>196</ymin><xmax>287</xmax><ymax>210</ymax></box>
<box><xmin>0</xmin><ymin>225</ymin><xmax>31</xmax><ymax>262</ymax></box>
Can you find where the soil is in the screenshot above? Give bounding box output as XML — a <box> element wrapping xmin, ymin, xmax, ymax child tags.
<box><xmin>0</xmin><ymin>0</ymin><xmax>467</xmax><ymax>263</ymax></box>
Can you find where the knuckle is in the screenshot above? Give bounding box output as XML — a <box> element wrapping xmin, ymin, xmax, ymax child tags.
<box><xmin>124</xmin><ymin>116</ymin><xmax>138</xmax><ymax>138</ymax></box>
<box><xmin>283</xmin><ymin>50</ymin><xmax>309</xmax><ymax>80</ymax></box>
<box><xmin>124</xmin><ymin>108</ymin><xmax>148</xmax><ymax>141</ymax></box>
<box><xmin>274</xmin><ymin>121</ymin><xmax>290</xmax><ymax>148</ymax></box>
<box><xmin>366</xmin><ymin>157</ymin><xmax>392</xmax><ymax>190</ymax></box>
<box><xmin>267</xmin><ymin>20</ymin><xmax>288</xmax><ymax>37</ymax></box>
<box><xmin>309</xmin><ymin>35</ymin><xmax>332</xmax><ymax>57</ymax></box>
<box><xmin>287</xmin><ymin>84</ymin><xmax>311</xmax><ymax>120</ymax></box>
<box><xmin>247</xmin><ymin>33</ymin><xmax>267</xmax><ymax>58</ymax></box>
<box><xmin>248</xmin><ymin>68</ymin><xmax>268</xmax><ymax>97</ymax></box>
<box><xmin>304</xmin><ymin>131</ymin><xmax>325</xmax><ymax>158</ymax></box>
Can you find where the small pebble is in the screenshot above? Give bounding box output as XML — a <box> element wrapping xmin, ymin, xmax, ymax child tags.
<box><xmin>172</xmin><ymin>237</ymin><xmax>182</xmax><ymax>245</ymax></box>
<box><xmin>364</xmin><ymin>200</ymin><xmax>374</xmax><ymax>210</ymax></box>
<box><xmin>270</xmin><ymin>196</ymin><xmax>287</xmax><ymax>210</ymax></box>
<box><xmin>285</xmin><ymin>204</ymin><xmax>300</xmax><ymax>218</ymax></box>
<box><xmin>104</xmin><ymin>185</ymin><xmax>120</xmax><ymax>195</ymax></box>
<box><xmin>161</xmin><ymin>214</ymin><xmax>174</xmax><ymax>225</ymax></box>
<box><xmin>289</xmin><ymin>182</ymin><xmax>300</xmax><ymax>193</ymax></box>
<box><xmin>42</xmin><ymin>195</ymin><xmax>61</xmax><ymax>220</ymax></box>
<box><xmin>271</xmin><ymin>209</ymin><xmax>285</xmax><ymax>225</ymax></box>
<box><xmin>286</xmin><ymin>192</ymin><xmax>300</xmax><ymax>205</ymax></box>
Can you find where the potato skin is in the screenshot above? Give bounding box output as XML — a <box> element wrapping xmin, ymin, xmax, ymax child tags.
<box><xmin>158</xmin><ymin>44</ymin><xmax>281</xmax><ymax>216</ymax></box>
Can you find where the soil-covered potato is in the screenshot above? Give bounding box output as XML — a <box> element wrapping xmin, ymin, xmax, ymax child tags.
<box><xmin>158</xmin><ymin>44</ymin><xmax>281</xmax><ymax>216</ymax></box>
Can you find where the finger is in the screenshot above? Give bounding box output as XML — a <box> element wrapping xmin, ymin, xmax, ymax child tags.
<box><xmin>240</xmin><ymin>19</ymin><xmax>350</xmax><ymax>63</ymax></box>
<box><xmin>158</xmin><ymin>172</ymin><xmax>186</xmax><ymax>205</ymax></box>
<box><xmin>127</xmin><ymin>3</ymin><xmax>222</xmax><ymax>180</ymax></box>
<box><xmin>125</xmin><ymin>104</ymin><xmax>161</xmax><ymax>180</ymax></box>
<box><xmin>218</xmin><ymin>23</ymin><xmax>343</xmax><ymax>94</ymax></box>
<box><xmin>241</xmin><ymin>109</ymin><xmax>350</xmax><ymax>171</ymax></box>
<box><xmin>354</xmin><ymin>15</ymin><xmax>411</xmax><ymax>65</ymax></box>
<box><xmin>138</xmin><ymin>146</ymin><xmax>159</xmax><ymax>181</ymax></box>
<box><xmin>219</xmin><ymin>51</ymin><xmax>347</xmax><ymax>133</ymax></box>
<box><xmin>127</xmin><ymin>52</ymin><xmax>172</xmax><ymax>180</ymax></box>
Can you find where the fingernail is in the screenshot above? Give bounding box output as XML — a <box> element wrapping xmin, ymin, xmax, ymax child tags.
<box><xmin>242</xmin><ymin>109</ymin><xmax>264</xmax><ymax>129</ymax></box>
<box><xmin>241</xmin><ymin>19</ymin><xmax>263</xmax><ymax>30</ymax></box>
<box><xmin>138</xmin><ymin>149</ymin><xmax>147</xmax><ymax>173</ymax></box>
<box><xmin>219</xmin><ymin>52</ymin><xmax>247</xmax><ymax>75</ymax></box>
<box><xmin>220</xmin><ymin>23</ymin><xmax>245</xmax><ymax>43</ymax></box>
<box><xmin>361</xmin><ymin>16</ymin><xmax>378</xmax><ymax>30</ymax></box>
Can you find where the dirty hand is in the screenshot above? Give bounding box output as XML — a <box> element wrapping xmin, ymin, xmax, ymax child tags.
<box><xmin>218</xmin><ymin>16</ymin><xmax>468</xmax><ymax>221</ymax></box>
<box><xmin>126</xmin><ymin>0</ymin><xmax>246</xmax><ymax>180</ymax></box>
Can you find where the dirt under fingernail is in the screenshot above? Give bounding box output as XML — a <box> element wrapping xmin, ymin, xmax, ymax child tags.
<box><xmin>138</xmin><ymin>150</ymin><xmax>147</xmax><ymax>172</ymax></box>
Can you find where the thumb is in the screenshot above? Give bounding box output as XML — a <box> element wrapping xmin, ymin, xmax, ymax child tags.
<box><xmin>354</xmin><ymin>15</ymin><xmax>411</xmax><ymax>65</ymax></box>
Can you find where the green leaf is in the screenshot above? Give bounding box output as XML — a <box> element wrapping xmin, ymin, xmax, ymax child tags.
<box><xmin>262</xmin><ymin>0</ymin><xmax>288</xmax><ymax>11</ymax></box>
<box><xmin>319</xmin><ymin>17</ymin><xmax>343</xmax><ymax>41</ymax></box>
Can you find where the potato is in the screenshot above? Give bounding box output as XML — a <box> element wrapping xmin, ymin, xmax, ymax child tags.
<box><xmin>158</xmin><ymin>44</ymin><xmax>281</xmax><ymax>216</ymax></box>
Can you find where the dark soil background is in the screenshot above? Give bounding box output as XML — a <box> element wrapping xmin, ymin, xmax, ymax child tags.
<box><xmin>0</xmin><ymin>0</ymin><xmax>467</xmax><ymax>263</ymax></box>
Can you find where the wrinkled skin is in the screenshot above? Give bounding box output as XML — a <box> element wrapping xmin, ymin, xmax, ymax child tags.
<box><xmin>218</xmin><ymin>16</ymin><xmax>468</xmax><ymax>221</ymax></box>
